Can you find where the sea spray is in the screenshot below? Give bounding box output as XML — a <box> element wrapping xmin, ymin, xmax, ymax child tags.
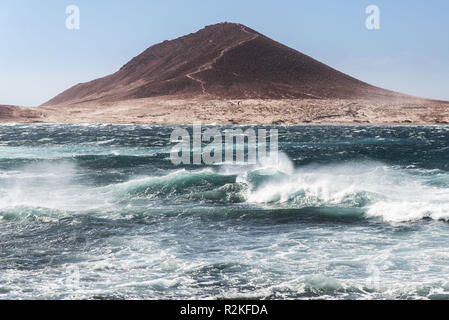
<box><xmin>1</xmin><ymin>124</ymin><xmax>449</xmax><ymax>299</ymax></box>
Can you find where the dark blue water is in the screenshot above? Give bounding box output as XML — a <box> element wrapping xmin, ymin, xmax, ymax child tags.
<box><xmin>1</xmin><ymin>123</ymin><xmax>449</xmax><ymax>299</ymax></box>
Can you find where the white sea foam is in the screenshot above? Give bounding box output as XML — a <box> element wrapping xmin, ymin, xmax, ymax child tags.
<box><xmin>0</xmin><ymin>162</ymin><xmax>110</xmax><ymax>215</ymax></box>
<box><xmin>241</xmin><ymin>156</ymin><xmax>449</xmax><ymax>223</ymax></box>
<box><xmin>1</xmin><ymin>150</ymin><xmax>449</xmax><ymax>223</ymax></box>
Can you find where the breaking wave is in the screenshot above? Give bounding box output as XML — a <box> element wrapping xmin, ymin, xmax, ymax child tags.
<box><xmin>3</xmin><ymin>124</ymin><xmax>449</xmax><ymax>300</ymax></box>
<box><xmin>1</xmin><ymin>151</ymin><xmax>449</xmax><ymax>223</ymax></box>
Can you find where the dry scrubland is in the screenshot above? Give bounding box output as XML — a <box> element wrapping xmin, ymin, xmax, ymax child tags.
<box><xmin>2</xmin><ymin>97</ymin><xmax>447</xmax><ymax>125</ymax></box>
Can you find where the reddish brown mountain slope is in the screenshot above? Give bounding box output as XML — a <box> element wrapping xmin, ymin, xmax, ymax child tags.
<box><xmin>43</xmin><ymin>22</ymin><xmax>410</xmax><ymax>106</ymax></box>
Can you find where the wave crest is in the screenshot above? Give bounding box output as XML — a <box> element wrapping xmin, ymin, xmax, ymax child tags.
<box><xmin>2</xmin><ymin>153</ymin><xmax>449</xmax><ymax>223</ymax></box>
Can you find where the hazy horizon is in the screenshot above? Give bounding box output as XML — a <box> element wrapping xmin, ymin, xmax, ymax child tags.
<box><xmin>1</xmin><ymin>0</ymin><xmax>448</xmax><ymax>106</ymax></box>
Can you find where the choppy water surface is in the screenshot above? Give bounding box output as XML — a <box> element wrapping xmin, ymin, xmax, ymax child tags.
<box><xmin>1</xmin><ymin>123</ymin><xmax>449</xmax><ymax>299</ymax></box>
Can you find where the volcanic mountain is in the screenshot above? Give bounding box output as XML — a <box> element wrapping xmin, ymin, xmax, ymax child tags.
<box><xmin>43</xmin><ymin>22</ymin><xmax>409</xmax><ymax>106</ymax></box>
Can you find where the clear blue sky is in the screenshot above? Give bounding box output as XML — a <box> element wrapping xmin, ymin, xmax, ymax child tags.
<box><xmin>1</xmin><ymin>0</ymin><xmax>448</xmax><ymax>106</ymax></box>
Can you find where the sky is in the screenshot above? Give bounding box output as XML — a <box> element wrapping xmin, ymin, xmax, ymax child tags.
<box><xmin>1</xmin><ymin>0</ymin><xmax>448</xmax><ymax>106</ymax></box>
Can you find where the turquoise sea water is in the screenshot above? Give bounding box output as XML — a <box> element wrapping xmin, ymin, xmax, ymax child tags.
<box><xmin>1</xmin><ymin>124</ymin><xmax>449</xmax><ymax>299</ymax></box>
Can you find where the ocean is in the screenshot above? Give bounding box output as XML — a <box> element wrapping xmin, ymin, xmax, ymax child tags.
<box><xmin>1</xmin><ymin>123</ymin><xmax>449</xmax><ymax>299</ymax></box>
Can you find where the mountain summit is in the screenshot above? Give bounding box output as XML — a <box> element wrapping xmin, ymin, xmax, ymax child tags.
<box><xmin>44</xmin><ymin>22</ymin><xmax>408</xmax><ymax>106</ymax></box>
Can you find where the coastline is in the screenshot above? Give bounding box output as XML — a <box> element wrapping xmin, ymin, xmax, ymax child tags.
<box><xmin>1</xmin><ymin>97</ymin><xmax>449</xmax><ymax>125</ymax></box>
